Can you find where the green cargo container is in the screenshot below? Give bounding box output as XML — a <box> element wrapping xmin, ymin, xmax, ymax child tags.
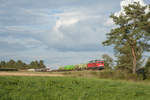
<box><xmin>64</xmin><ymin>65</ymin><xmax>75</xmax><ymax>70</ymax></box>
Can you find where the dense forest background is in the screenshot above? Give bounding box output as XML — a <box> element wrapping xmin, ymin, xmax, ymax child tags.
<box><xmin>0</xmin><ymin>59</ymin><xmax>46</xmax><ymax>69</ymax></box>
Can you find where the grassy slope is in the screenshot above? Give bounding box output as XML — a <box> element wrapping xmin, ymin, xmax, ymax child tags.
<box><xmin>0</xmin><ymin>76</ymin><xmax>150</xmax><ymax>100</ymax></box>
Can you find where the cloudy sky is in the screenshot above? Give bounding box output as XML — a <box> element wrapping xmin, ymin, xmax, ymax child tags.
<box><xmin>0</xmin><ymin>0</ymin><xmax>150</xmax><ymax>68</ymax></box>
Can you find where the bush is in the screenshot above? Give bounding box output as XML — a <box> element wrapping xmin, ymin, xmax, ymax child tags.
<box><xmin>97</xmin><ymin>70</ymin><xmax>139</xmax><ymax>81</ymax></box>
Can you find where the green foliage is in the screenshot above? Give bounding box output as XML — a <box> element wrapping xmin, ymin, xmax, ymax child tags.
<box><xmin>16</xmin><ymin>60</ymin><xmax>25</xmax><ymax>69</ymax></box>
<box><xmin>145</xmin><ymin>57</ymin><xmax>150</xmax><ymax>74</ymax></box>
<box><xmin>7</xmin><ymin>59</ymin><xmax>16</xmax><ymax>68</ymax></box>
<box><xmin>39</xmin><ymin>60</ymin><xmax>46</xmax><ymax>68</ymax></box>
<box><xmin>62</xmin><ymin>70</ymin><xmax>143</xmax><ymax>81</ymax></box>
<box><xmin>103</xmin><ymin>2</ymin><xmax>150</xmax><ymax>73</ymax></box>
<box><xmin>115</xmin><ymin>44</ymin><xmax>133</xmax><ymax>71</ymax></box>
<box><xmin>102</xmin><ymin>54</ymin><xmax>113</xmax><ymax>69</ymax></box>
<box><xmin>145</xmin><ymin>57</ymin><xmax>150</xmax><ymax>68</ymax></box>
<box><xmin>29</xmin><ymin>60</ymin><xmax>40</xmax><ymax>69</ymax></box>
<box><xmin>0</xmin><ymin>60</ymin><xmax>46</xmax><ymax>69</ymax></box>
<box><xmin>0</xmin><ymin>76</ymin><xmax>150</xmax><ymax>100</ymax></box>
<box><xmin>97</xmin><ymin>70</ymin><xmax>139</xmax><ymax>80</ymax></box>
<box><xmin>0</xmin><ymin>61</ymin><xmax>6</xmax><ymax>68</ymax></box>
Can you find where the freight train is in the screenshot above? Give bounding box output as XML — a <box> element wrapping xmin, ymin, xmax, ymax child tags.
<box><xmin>58</xmin><ymin>60</ymin><xmax>104</xmax><ymax>71</ymax></box>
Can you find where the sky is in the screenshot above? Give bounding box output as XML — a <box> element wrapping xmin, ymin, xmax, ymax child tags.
<box><xmin>0</xmin><ymin>0</ymin><xmax>150</xmax><ymax>69</ymax></box>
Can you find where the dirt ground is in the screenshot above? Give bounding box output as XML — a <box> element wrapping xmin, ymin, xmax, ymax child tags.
<box><xmin>0</xmin><ymin>72</ymin><xmax>64</xmax><ymax>77</ymax></box>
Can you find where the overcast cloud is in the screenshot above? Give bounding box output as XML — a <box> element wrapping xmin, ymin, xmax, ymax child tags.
<box><xmin>0</xmin><ymin>0</ymin><xmax>149</xmax><ymax>68</ymax></box>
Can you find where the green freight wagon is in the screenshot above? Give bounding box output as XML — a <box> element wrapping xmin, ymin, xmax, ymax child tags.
<box><xmin>64</xmin><ymin>65</ymin><xmax>75</xmax><ymax>70</ymax></box>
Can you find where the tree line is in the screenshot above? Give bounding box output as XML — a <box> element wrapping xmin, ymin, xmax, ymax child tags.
<box><xmin>102</xmin><ymin>2</ymin><xmax>150</xmax><ymax>74</ymax></box>
<box><xmin>0</xmin><ymin>59</ymin><xmax>46</xmax><ymax>69</ymax></box>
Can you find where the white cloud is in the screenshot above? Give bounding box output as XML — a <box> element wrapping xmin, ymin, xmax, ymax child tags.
<box><xmin>53</xmin><ymin>12</ymin><xmax>82</xmax><ymax>31</ymax></box>
<box><xmin>115</xmin><ymin>0</ymin><xmax>146</xmax><ymax>16</ymax></box>
<box><xmin>53</xmin><ymin>17</ymin><xmax>79</xmax><ymax>39</ymax></box>
<box><xmin>50</xmin><ymin>11</ymin><xmax>94</xmax><ymax>40</ymax></box>
<box><xmin>54</xmin><ymin>17</ymin><xmax>79</xmax><ymax>30</ymax></box>
<box><xmin>53</xmin><ymin>11</ymin><xmax>100</xmax><ymax>31</ymax></box>
<box><xmin>104</xmin><ymin>18</ymin><xmax>114</xmax><ymax>27</ymax></box>
<box><xmin>50</xmin><ymin>12</ymin><xmax>82</xmax><ymax>40</ymax></box>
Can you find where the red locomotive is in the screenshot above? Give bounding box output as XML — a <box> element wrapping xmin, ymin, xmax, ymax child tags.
<box><xmin>87</xmin><ymin>60</ymin><xmax>104</xmax><ymax>70</ymax></box>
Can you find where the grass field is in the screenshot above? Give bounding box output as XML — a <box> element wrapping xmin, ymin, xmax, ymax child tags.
<box><xmin>0</xmin><ymin>76</ymin><xmax>150</xmax><ymax>100</ymax></box>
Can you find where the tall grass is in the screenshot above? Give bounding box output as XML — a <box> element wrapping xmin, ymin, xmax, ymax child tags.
<box><xmin>62</xmin><ymin>70</ymin><xmax>144</xmax><ymax>81</ymax></box>
<box><xmin>0</xmin><ymin>76</ymin><xmax>150</xmax><ymax>100</ymax></box>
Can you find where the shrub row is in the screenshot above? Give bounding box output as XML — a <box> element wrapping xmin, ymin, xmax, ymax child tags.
<box><xmin>63</xmin><ymin>70</ymin><xmax>145</xmax><ymax>81</ymax></box>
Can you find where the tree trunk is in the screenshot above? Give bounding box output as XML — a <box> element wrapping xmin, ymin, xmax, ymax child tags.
<box><xmin>131</xmin><ymin>47</ymin><xmax>137</xmax><ymax>74</ymax></box>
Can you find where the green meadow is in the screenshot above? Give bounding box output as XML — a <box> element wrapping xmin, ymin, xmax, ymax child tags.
<box><xmin>0</xmin><ymin>76</ymin><xmax>150</xmax><ymax>100</ymax></box>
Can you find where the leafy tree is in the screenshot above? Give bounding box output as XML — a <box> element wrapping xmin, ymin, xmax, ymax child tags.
<box><xmin>29</xmin><ymin>61</ymin><xmax>35</xmax><ymax>69</ymax></box>
<box><xmin>35</xmin><ymin>60</ymin><xmax>40</xmax><ymax>68</ymax></box>
<box><xmin>102</xmin><ymin>54</ymin><xmax>113</xmax><ymax>69</ymax></box>
<box><xmin>39</xmin><ymin>60</ymin><xmax>46</xmax><ymax>68</ymax></box>
<box><xmin>145</xmin><ymin>57</ymin><xmax>150</xmax><ymax>68</ymax></box>
<box><xmin>103</xmin><ymin>2</ymin><xmax>150</xmax><ymax>74</ymax></box>
<box><xmin>0</xmin><ymin>61</ymin><xmax>6</xmax><ymax>68</ymax></box>
<box><xmin>115</xmin><ymin>44</ymin><xmax>132</xmax><ymax>71</ymax></box>
<box><xmin>16</xmin><ymin>60</ymin><xmax>26</xmax><ymax>69</ymax></box>
<box><xmin>29</xmin><ymin>60</ymin><xmax>39</xmax><ymax>69</ymax></box>
<box><xmin>115</xmin><ymin>43</ymin><xmax>143</xmax><ymax>72</ymax></box>
<box><xmin>7</xmin><ymin>59</ymin><xmax>16</xmax><ymax>68</ymax></box>
<box><xmin>145</xmin><ymin>57</ymin><xmax>150</xmax><ymax>73</ymax></box>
